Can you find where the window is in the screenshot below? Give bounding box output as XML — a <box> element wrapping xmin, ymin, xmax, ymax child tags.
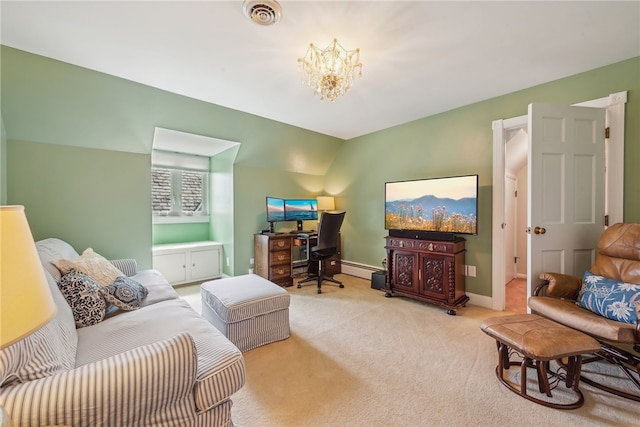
<box><xmin>151</xmin><ymin>149</ymin><xmax>210</xmax><ymax>224</ymax></box>
<box><xmin>151</xmin><ymin>168</ymin><xmax>209</xmax><ymax>217</ymax></box>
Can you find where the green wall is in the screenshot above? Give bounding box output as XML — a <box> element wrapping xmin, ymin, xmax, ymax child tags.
<box><xmin>7</xmin><ymin>140</ymin><xmax>152</xmax><ymax>265</ymax></box>
<box><xmin>2</xmin><ymin>44</ymin><xmax>638</xmax><ymax>298</ymax></box>
<box><xmin>327</xmin><ymin>57</ymin><xmax>640</xmax><ymax>296</ymax></box>
<box><xmin>1</xmin><ymin>114</ymin><xmax>6</xmax><ymax>204</ymax></box>
<box><xmin>1</xmin><ymin>46</ymin><xmax>340</xmax><ymax>270</ymax></box>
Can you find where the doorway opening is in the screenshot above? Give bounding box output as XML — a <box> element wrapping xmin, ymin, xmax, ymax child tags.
<box><xmin>491</xmin><ymin>91</ymin><xmax>627</xmax><ymax>312</ymax></box>
<box><xmin>504</xmin><ymin>127</ymin><xmax>528</xmax><ymax>313</ymax></box>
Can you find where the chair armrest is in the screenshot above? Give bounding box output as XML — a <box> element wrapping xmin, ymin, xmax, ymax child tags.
<box><xmin>109</xmin><ymin>258</ymin><xmax>138</xmax><ymax>277</ymax></box>
<box><xmin>535</xmin><ymin>272</ymin><xmax>582</xmax><ymax>300</ymax></box>
<box><xmin>1</xmin><ymin>333</ymin><xmax>198</xmax><ymax>427</ymax></box>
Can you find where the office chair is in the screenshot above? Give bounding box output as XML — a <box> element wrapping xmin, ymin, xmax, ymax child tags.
<box><xmin>297</xmin><ymin>211</ymin><xmax>345</xmax><ymax>294</ymax></box>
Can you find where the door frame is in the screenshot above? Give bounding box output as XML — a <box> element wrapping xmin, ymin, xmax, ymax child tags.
<box><xmin>491</xmin><ymin>91</ymin><xmax>627</xmax><ymax>311</ymax></box>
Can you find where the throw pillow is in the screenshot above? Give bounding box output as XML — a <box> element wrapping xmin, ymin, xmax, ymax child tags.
<box><xmin>577</xmin><ymin>271</ymin><xmax>640</xmax><ymax>324</ymax></box>
<box><xmin>52</xmin><ymin>248</ymin><xmax>124</xmax><ymax>287</ymax></box>
<box><xmin>100</xmin><ymin>276</ymin><xmax>149</xmax><ymax>311</ymax></box>
<box><xmin>57</xmin><ymin>270</ymin><xmax>107</xmax><ymax>328</ymax></box>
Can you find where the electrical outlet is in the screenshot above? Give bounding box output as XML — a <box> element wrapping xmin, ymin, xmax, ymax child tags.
<box><xmin>468</xmin><ymin>265</ymin><xmax>477</xmax><ymax>277</ymax></box>
<box><xmin>250</xmin><ymin>257</ymin><xmax>254</xmax><ymax>265</ymax></box>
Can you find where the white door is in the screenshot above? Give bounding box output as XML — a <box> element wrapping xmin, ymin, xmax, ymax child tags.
<box><xmin>527</xmin><ymin>103</ymin><xmax>606</xmax><ymax>297</ymax></box>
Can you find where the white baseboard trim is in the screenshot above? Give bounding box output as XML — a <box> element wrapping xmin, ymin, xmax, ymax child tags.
<box><xmin>465</xmin><ymin>292</ymin><xmax>493</xmax><ymax>309</ymax></box>
<box><xmin>340</xmin><ymin>260</ymin><xmax>494</xmax><ymax>310</ymax></box>
<box><xmin>340</xmin><ymin>260</ymin><xmax>382</xmax><ymax>279</ymax></box>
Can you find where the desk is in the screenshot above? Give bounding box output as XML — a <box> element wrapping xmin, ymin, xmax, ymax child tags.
<box><xmin>254</xmin><ymin>233</ymin><xmax>341</xmax><ymax>287</ymax></box>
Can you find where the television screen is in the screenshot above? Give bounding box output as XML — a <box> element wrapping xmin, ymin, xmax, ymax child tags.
<box><xmin>266</xmin><ymin>197</ymin><xmax>285</xmax><ymax>222</ymax></box>
<box><xmin>284</xmin><ymin>199</ymin><xmax>318</xmax><ymax>222</ymax></box>
<box><xmin>385</xmin><ymin>174</ymin><xmax>478</xmax><ymax>235</ymax></box>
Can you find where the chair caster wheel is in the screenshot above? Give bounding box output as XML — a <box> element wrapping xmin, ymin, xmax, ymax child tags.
<box><xmin>446</xmin><ymin>309</ymin><xmax>457</xmax><ymax>316</ymax></box>
<box><xmin>297</xmin><ymin>284</ymin><xmax>301</xmax><ymax>288</ymax></box>
<box><xmin>339</xmin><ymin>284</ymin><xmax>344</xmax><ymax>288</ymax></box>
<box><xmin>317</xmin><ymin>289</ymin><xmax>322</xmax><ymax>294</ymax></box>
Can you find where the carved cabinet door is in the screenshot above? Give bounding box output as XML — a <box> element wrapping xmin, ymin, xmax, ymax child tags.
<box><xmin>392</xmin><ymin>250</ymin><xmax>419</xmax><ymax>293</ymax></box>
<box><xmin>419</xmin><ymin>253</ymin><xmax>448</xmax><ymax>300</ymax></box>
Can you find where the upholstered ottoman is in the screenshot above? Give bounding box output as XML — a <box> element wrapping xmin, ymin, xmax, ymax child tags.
<box><xmin>480</xmin><ymin>314</ymin><xmax>600</xmax><ymax>409</ymax></box>
<box><xmin>201</xmin><ymin>274</ymin><xmax>290</xmax><ymax>352</ymax></box>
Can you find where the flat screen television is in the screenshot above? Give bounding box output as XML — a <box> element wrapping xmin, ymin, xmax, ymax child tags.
<box><xmin>285</xmin><ymin>199</ymin><xmax>318</xmax><ymax>231</ymax></box>
<box><xmin>385</xmin><ymin>174</ymin><xmax>478</xmax><ymax>239</ymax></box>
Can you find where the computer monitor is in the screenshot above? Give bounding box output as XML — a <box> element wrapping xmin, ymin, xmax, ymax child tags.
<box><xmin>284</xmin><ymin>199</ymin><xmax>318</xmax><ymax>231</ymax></box>
<box><xmin>266</xmin><ymin>197</ymin><xmax>285</xmax><ymax>232</ymax></box>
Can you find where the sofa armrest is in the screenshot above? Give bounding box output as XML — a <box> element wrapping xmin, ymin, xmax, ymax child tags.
<box><xmin>1</xmin><ymin>333</ymin><xmax>198</xmax><ymax>427</ymax></box>
<box><xmin>109</xmin><ymin>258</ymin><xmax>138</xmax><ymax>277</ymax></box>
<box><xmin>535</xmin><ymin>272</ymin><xmax>582</xmax><ymax>300</ymax></box>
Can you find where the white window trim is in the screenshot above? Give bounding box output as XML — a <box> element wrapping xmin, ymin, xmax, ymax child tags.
<box><xmin>153</xmin><ymin>215</ymin><xmax>210</xmax><ymax>224</ymax></box>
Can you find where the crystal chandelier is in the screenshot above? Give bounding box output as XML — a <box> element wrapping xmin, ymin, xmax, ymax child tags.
<box><xmin>297</xmin><ymin>38</ymin><xmax>362</xmax><ymax>102</ymax></box>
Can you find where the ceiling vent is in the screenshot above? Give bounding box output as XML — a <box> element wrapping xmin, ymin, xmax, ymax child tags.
<box><xmin>243</xmin><ymin>0</ymin><xmax>282</xmax><ymax>26</ymax></box>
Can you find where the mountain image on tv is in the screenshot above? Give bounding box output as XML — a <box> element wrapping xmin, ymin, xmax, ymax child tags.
<box><xmin>385</xmin><ymin>194</ymin><xmax>477</xmax><ymax>234</ymax></box>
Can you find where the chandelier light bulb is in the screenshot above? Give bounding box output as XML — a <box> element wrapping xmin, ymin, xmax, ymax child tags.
<box><xmin>297</xmin><ymin>38</ymin><xmax>362</xmax><ymax>102</ymax></box>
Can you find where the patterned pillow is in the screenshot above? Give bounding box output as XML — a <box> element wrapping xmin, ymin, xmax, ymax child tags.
<box><xmin>100</xmin><ymin>276</ymin><xmax>148</xmax><ymax>311</ymax></box>
<box><xmin>577</xmin><ymin>271</ymin><xmax>640</xmax><ymax>324</ymax></box>
<box><xmin>57</xmin><ymin>270</ymin><xmax>107</xmax><ymax>328</ymax></box>
<box><xmin>53</xmin><ymin>248</ymin><xmax>124</xmax><ymax>287</ymax></box>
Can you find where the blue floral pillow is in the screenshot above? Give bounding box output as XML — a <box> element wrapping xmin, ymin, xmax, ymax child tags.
<box><xmin>577</xmin><ymin>271</ymin><xmax>640</xmax><ymax>324</ymax></box>
<box><xmin>99</xmin><ymin>276</ymin><xmax>148</xmax><ymax>312</ymax></box>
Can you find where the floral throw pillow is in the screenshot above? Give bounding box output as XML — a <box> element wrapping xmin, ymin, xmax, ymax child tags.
<box><xmin>57</xmin><ymin>270</ymin><xmax>107</xmax><ymax>328</ymax></box>
<box><xmin>577</xmin><ymin>271</ymin><xmax>640</xmax><ymax>325</ymax></box>
<box><xmin>99</xmin><ymin>276</ymin><xmax>148</xmax><ymax>311</ymax></box>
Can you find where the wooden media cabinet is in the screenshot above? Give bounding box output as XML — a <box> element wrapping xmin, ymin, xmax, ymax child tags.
<box><xmin>384</xmin><ymin>235</ymin><xmax>469</xmax><ymax>315</ymax></box>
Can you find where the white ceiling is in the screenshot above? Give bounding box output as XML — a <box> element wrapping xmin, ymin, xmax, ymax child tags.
<box><xmin>2</xmin><ymin>1</ymin><xmax>639</xmax><ymax>140</ymax></box>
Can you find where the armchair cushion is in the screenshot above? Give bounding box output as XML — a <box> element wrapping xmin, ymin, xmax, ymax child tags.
<box><xmin>577</xmin><ymin>271</ymin><xmax>640</xmax><ymax>325</ymax></box>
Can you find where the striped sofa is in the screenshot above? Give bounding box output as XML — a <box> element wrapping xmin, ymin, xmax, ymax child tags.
<box><xmin>0</xmin><ymin>238</ymin><xmax>246</xmax><ymax>427</ymax></box>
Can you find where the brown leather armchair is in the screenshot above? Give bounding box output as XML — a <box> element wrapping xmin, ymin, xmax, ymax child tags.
<box><xmin>528</xmin><ymin>222</ymin><xmax>640</xmax><ymax>402</ymax></box>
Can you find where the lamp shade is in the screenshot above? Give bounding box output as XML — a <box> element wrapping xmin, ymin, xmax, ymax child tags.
<box><xmin>0</xmin><ymin>206</ymin><xmax>56</xmax><ymax>349</ymax></box>
<box><xmin>316</xmin><ymin>196</ymin><xmax>335</xmax><ymax>211</ymax></box>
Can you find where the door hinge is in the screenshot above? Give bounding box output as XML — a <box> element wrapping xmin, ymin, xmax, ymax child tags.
<box><xmin>605</xmin><ymin>127</ymin><xmax>610</xmax><ymax>139</ymax></box>
<box><xmin>604</xmin><ymin>215</ymin><xmax>609</xmax><ymax>227</ymax></box>
<box><xmin>514</xmin><ymin>190</ymin><xmax>518</xmax><ymax>198</ymax></box>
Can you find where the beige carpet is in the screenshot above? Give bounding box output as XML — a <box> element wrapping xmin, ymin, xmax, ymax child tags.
<box><xmin>177</xmin><ymin>276</ymin><xmax>639</xmax><ymax>427</ymax></box>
